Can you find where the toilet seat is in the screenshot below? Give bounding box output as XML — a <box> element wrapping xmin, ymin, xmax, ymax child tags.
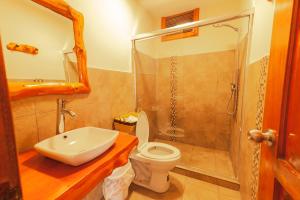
<box><xmin>135</xmin><ymin>111</ymin><xmax>181</xmax><ymax>161</ymax></box>
<box><xmin>132</xmin><ymin>111</ymin><xmax>182</xmax><ymax>193</ymax></box>
<box><xmin>141</xmin><ymin>142</ymin><xmax>180</xmax><ymax>160</ymax></box>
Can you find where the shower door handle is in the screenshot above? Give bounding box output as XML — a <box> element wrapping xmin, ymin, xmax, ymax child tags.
<box><xmin>248</xmin><ymin>129</ymin><xmax>276</xmax><ymax>146</ymax></box>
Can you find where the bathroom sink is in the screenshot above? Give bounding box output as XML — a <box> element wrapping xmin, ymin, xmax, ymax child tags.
<box><xmin>34</xmin><ymin>127</ymin><xmax>119</xmax><ymax>166</ymax></box>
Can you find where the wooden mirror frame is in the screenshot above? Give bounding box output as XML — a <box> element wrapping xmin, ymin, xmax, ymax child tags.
<box><xmin>8</xmin><ymin>0</ymin><xmax>90</xmax><ymax>100</ymax></box>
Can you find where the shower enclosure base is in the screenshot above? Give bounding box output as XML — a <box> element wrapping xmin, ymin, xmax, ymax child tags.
<box><xmin>172</xmin><ymin>166</ymin><xmax>240</xmax><ymax>190</ymax></box>
<box><xmin>155</xmin><ymin>139</ymin><xmax>238</xmax><ymax>186</ymax></box>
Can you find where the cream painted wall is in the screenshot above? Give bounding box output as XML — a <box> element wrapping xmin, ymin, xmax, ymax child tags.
<box><xmin>1</xmin><ymin>0</ymin><xmax>272</xmax><ymax>76</ymax></box>
<box><xmin>149</xmin><ymin>22</ymin><xmax>245</xmax><ymax>58</ymax></box>
<box><xmin>0</xmin><ymin>0</ymin><xmax>74</xmax><ymax>80</ymax></box>
<box><xmin>249</xmin><ymin>0</ymin><xmax>275</xmax><ymax>63</ymax></box>
<box><xmin>136</xmin><ymin>0</ymin><xmax>251</xmax><ymax>58</ymax></box>
<box><xmin>135</xmin><ymin>0</ymin><xmax>275</xmax><ymax>62</ymax></box>
<box><xmin>0</xmin><ymin>0</ymin><xmax>154</xmax><ymax>77</ymax></box>
<box><xmin>65</xmin><ymin>0</ymin><xmax>155</xmax><ymax>72</ymax></box>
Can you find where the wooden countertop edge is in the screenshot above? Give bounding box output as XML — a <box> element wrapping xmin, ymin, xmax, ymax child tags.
<box><xmin>18</xmin><ymin>133</ymin><xmax>138</xmax><ymax>200</ymax></box>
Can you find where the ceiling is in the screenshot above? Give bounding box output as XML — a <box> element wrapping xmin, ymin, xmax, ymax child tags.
<box><xmin>137</xmin><ymin>0</ymin><xmax>252</xmax><ymax>19</ymax></box>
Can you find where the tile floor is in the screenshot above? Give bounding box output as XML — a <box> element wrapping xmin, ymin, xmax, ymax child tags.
<box><xmin>155</xmin><ymin>139</ymin><xmax>236</xmax><ymax>180</ymax></box>
<box><xmin>127</xmin><ymin>172</ymin><xmax>241</xmax><ymax>200</ymax></box>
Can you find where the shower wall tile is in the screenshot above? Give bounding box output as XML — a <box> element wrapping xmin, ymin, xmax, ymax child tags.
<box><xmin>156</xmin><ymin>107</ymin><xmax>170</xmax><ymax>138</ymax></box>
<box><xmin>214</xmin><ymin>132</ymin><xmax>230</xmax><ymax>152</ymax></box>
<box><xmin>216</xmin><ymin>114</ymin><xmax>231</xmax><ymax>134</ymax></box>
<box><xmin>154</xmin><ymin>50</ymin><xmax>235</xmax><ymax>150</ymax></box>
<box><xmin>11</xmin><ymin>68</ymin><xmax>135</xmax><ymax>153</ymax></box>
<box><xmin>145</xmin><ymin>110</ymin><xmax>158</xmax><ymax>141</ymax></box>
<box><xmin>135</xmin><ymin>51</ymin><xmax>157</xmax><ymax>75</ymax></box>
<box><xmin>215</xmin><ymin>91</ymin><xmax>231</xmax><ymax>114</ymax></box>
<box><xmin>135</xmin><ymin>51</ymin><xmax>158</xmax><ymax>140</ymax></box>
<box><xmin>215</xmin><ymin>114</ymin><xmax>231</xmax><ymax>150</ymax></box>
<box><xmin>137</xmin><ymin>74</ymin><xmax>156</xmax><ymax>110</ymax></box>
<box><xmin>180</xmin><ymin>110</ymin><xmax>216</xmax><ymax>148</ymax></box>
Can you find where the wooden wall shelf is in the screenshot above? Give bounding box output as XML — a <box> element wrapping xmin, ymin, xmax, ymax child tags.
<box><xmin>6</xmin><ymin>43</ymin><xmax>38</xmax><ymax>55</ymax></box>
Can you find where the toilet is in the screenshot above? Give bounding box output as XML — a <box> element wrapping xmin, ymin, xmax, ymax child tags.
<box><xmin>130</xmin><ymin>111</ymin><xmax>181</xmax><ymax>193</ymax></box>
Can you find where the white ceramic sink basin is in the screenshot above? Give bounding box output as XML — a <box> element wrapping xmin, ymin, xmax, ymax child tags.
<box><xmin>34</xmin><ymin>127</ymin><xmax>119</xmax><ymax>166</ymax></box>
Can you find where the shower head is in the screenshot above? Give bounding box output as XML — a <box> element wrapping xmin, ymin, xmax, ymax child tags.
<box><xmin>212</xmin><ymin>23</ymin><xmax>239</xmax><ymax>32</ymax></box>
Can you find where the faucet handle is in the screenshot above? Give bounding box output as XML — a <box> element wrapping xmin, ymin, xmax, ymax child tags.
<box><xmin>68</xmin><ymin>110</ymin><xmax>77</xmax><ymax>118</ymax></box>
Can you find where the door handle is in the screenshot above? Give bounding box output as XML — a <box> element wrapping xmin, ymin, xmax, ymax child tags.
<box><xmin>248</xmin><ymin>129</ymin><xmax>276</xmax><ymax>146</ymax></box>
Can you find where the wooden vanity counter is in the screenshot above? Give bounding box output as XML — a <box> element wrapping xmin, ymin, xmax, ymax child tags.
<box><xmin>18</xmin><ymin>132</ymin><xmax>138</xmax><ymax>200</ymax></box>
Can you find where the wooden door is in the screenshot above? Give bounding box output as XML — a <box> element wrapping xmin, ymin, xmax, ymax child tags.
<box><xmin>0</xmin><ymin>37</ymin><xmax>22</xmax><ymax>199</ymax></box>
<box><xmin>255</xmin><ymin>0</ymin><xmax>300</xmax><ymax>199</ymax></box>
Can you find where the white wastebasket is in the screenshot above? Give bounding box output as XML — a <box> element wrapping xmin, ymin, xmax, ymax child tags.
<box><xmin>102</xmin><ymin>161</ymin><xmax>135</xmax><ymax>200</ymax></box>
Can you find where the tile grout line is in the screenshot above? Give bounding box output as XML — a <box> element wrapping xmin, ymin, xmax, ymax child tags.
<box><xmin>33</xmin><ymin>100</ymin><xmax>40</xmax><ymax>142</ymax></box>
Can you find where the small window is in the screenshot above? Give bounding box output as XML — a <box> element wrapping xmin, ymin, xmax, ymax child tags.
<box><xmin>161</xmin><ymin>8</ymin><xmax>199</xmax><ymax>42</ymax></box>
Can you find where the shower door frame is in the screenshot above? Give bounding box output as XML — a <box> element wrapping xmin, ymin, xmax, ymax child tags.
<box><xmin>132</xmin><ymin>9</ymin><xmax>254</xmax><ymax>41</ymax></box>
<box><xmin>132</xmin><ymin>8</ymin><xmax>255</xmax><ymax>115</ymax></box>
<box><xmin>131</xmin><ymin>9</ymin><xmax>255</xmax><ymax>182</ymax></box>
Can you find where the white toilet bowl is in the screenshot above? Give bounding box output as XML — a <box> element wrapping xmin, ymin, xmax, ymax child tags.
<box><xmin>130</xmin><ymin>111</ymin><xmax>181</xmax><ymax>193</ymax></box>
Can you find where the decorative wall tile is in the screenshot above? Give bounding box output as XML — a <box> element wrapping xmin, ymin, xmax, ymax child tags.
<box><xmin>238</xmin><ymin>56</ymin><xmax>269</xmax><ymax>200</ymax></box>
<box><xmin>250</xmin><ymin>56</ymin><xmax>269</xmax><ymax>200</ymax></box>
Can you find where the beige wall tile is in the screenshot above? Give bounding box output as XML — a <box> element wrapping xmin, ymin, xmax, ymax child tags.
<box><xmin>36</xmin><ymin>111</ymin><xmax>57</xmax><ymax>141</ymax></box>
<box><xmin>11</xmin><ymin>98</ymin><xmax>36</xmax><ymax>118</ymax></box>
<box><xmin>135</xmin><ymin>51</ymin><xmax>157</xmax><ymax>75</ymax></box>
<box><xmin>144</xmin><ymin>110</ymin><xmax>157</xmax><ymax>141</ymax></box>
<box><xmin>215</xmin><ymin>114</ymin><xmax>231</xmax><ymax>150</ymax></box>
<box><xmin>147</xmin><ymin>50</ymin><xmax>236</xmax><ymax>149</ymax></box>
<box><xmin>13</xmin><ymin>114</ymin><xmax>38</xmax><ymax>152</ymax></box>
<box><xmin>11</xmin><ymin>68</ymin><xmax>135</xmax><ymax>152</ymax></box>
<box><xmin>182</xmin><ymin>110</ymin><xmax>216</xmax><ymax>147</ymax></box>
<box><xmin>137</xmin><ymin>74</ymin><xmax>156</xmax><ymax>110</ymax></box>
<box><xmin>34</xmin><ymin>96</ymin><xmax>57</xmax><ymax>115</ymax></box>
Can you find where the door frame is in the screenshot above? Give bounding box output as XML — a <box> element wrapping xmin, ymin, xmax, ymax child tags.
<box><xmin>258</xmin><ymin>0</ymin><xmax>300</xmax><ymax>199</ymax></box>
<box><xmin>0</xmin><ymin>37</ymin><xmax>22</xmax><ymax>199</ymax></box>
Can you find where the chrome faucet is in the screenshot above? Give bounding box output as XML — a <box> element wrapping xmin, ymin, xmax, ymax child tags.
<box><xmin>56</xmin><ymin>99</ymin><xmax>77</xmax><ymax>134</ymax></box>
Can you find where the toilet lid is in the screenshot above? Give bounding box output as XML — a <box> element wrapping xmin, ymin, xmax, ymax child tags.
<box><xmin>136</xmin><ymin>111</ymin><xmax>149</xmax><ymax>151</ymax></box>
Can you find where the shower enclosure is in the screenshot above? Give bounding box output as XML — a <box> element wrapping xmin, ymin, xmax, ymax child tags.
<box><xmin>132</xmin><ymin>10</ymin><xmax>253</xmax><ymax>182</ymax></box>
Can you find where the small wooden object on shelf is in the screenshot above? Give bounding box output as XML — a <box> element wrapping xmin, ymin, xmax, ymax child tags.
<box><xmin>6</xmin><ymin>42</ymin><xmax>39</xmax><ymax>55</ymax></box>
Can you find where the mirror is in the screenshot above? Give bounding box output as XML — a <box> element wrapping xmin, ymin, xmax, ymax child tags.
<box><xmin>0</xmin><ymin>0</ymin><xmax>90</xmax><ymax>100</ymax></box>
